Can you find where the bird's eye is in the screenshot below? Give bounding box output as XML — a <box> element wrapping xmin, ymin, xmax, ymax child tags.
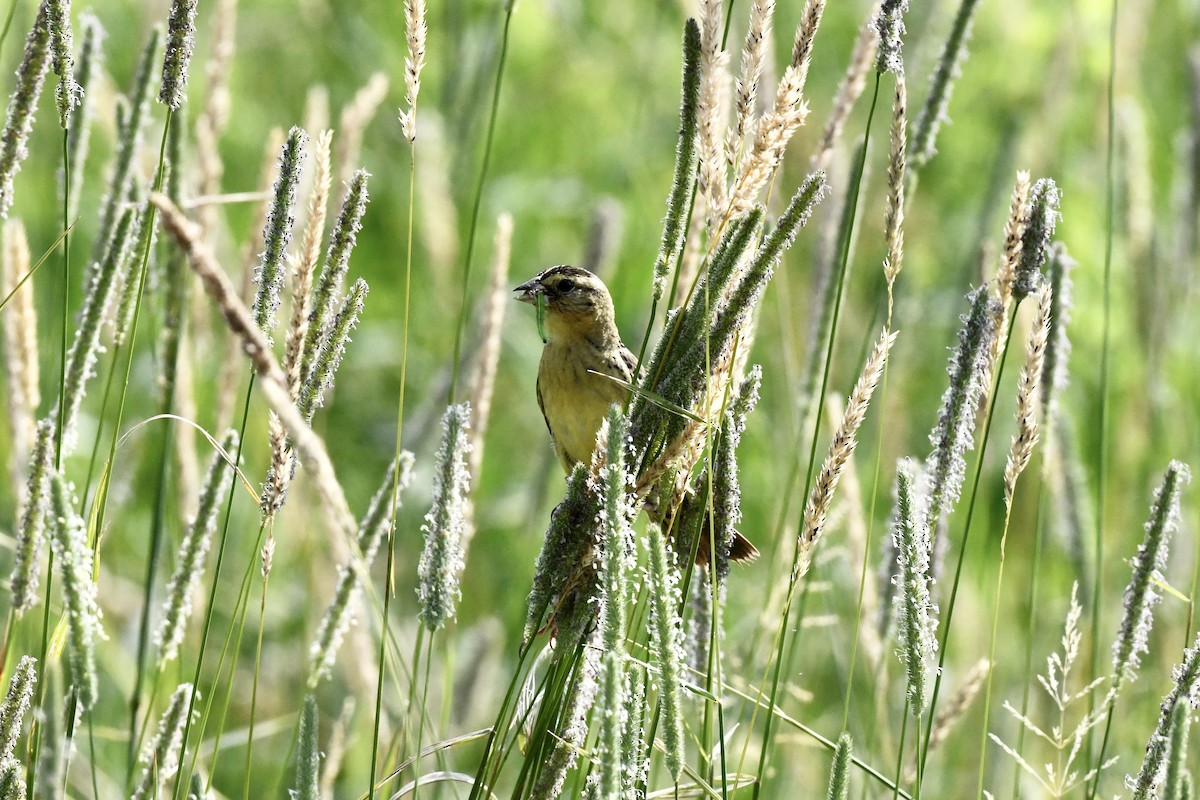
<box><xmin>557</xmin><ymin>278</ymin><xmax>576</xmax><ymax>293</ymax></box>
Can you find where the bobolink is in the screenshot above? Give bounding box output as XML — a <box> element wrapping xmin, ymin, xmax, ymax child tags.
<box><xmin>516</xmin><ymin>265</ymin><xmax>757</xmax><ymax>566</ymax></box>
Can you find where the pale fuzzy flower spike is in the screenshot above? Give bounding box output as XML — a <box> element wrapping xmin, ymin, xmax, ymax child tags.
<box><xmin>0</xmin><ymin>656</ymin><xmax>37</xmax><ymax>759</ymax></box>
<box><xmin>252</xmin><ymin>126</ymin><xmax>307</xmax><ymax>341</ymax></box>
<box><xmin>46</xmin><ymin>0</ymin><xmax>81</xmax><ymax>128</ymax></box>
<box><xmin>1013</xmin><ymin>178</ymin><xmax>1061</xmax><ymax>300</ymax></box>
<box><xmin>60</xmin><ymin>206</ymin><xmax>139</xmax><ymax>453</ymax></box>
<box><xmin>398</xmin><ymin>0</ymin><xmax>427</xmax><ymax>142</ymax></box>
<box><xmin>417</xmin><ymin>403</ymin><xmax>473</xmax><ymax>631</ymax></box>
<box><xmin>652</xmin><ymin>19</ymin><xmax>702</xmax><ymax>303</ymax></box>
<box><xmin>1112</xmin><ymin>460</ymin><xmax>1191</xmax><ymax>684</ymax></box>
<box><xmin>307</xmin><ymin>453</ymin><xmax>414</xmax><ymax>689</ymax></box>
<box><xmin>155</xmin><ymin>430</ymin><xmax>239</xmax><ymax>666</ymax></box>
<box><xmin>594</xmin><ymin>409</ymin><xmax>632</xmax><ymax>800</ymax></box>
<box><xmin>2</xmin><ymin>219</ymin><xmax>39</xmax><ymax>476</ymax></box>
<box><xmin>1127</xmin><ymin>631</ymin><xmax>1200</xmax><ymax>799</ymax></box>
<box><xmin>131</xmin><ymin>683</ymin><xmax>197</xmax><ymax>800</ymax></box>
<box><xmin>909</xmin><ymin>0</ymin><xmax>982</xmax><ymax>168</ymax></box>
<box><xmin>301</xmin><ymin>169</ymin><xmax>370</xmax><ymax>385</ymax></box>
<box><xmin>713</xmin><ymin>365</ymin><xmax>762</xmax><ymax>580</ymax></box>
<box><xmin>159</xmin><ymin>0</ymin><xmax>198</xmax><ymax>110</ymax></box>
<box><xmin>922</xmin><ymin>285</ymin><xmax>998</xmax><ymax>539</ymax></box>
<box><xmin>0</xmin><ymin>2</ymin><xmax>53</xmax><ymax>219</ymax></box>
<box><xmin>298</xmin><ymin>277</ymin><xmax>368</xmax><ymax>420</ymax></box>
<box><xmin>647</xmin><ymin>522</ymin><xmax>686</xmax><ymax>781</ymax></box>
<box><xmin>9</xmin><ymin>420</ymin><xmax>53</xmax><ymax>613</ymax></box>
<box><xmin>891</xmin><ymin>458</ymin><xmax>938</xmax><ymax>716</ymax></box>
<box><xmin>1003</xmin><ymin>285</ymin><xmax>1051</xmax><ymax>507</ymax></box>
<box><xmin>826</xmin><ymin>733</ymin><xmax>853</xmax><ymax>800</ymax></box>
<box><xmin>874</xmin><ymin>0</ymin><xmax>909</xmax><ymax>75</ymax></box>
<box><xmin>598</xmin><ymin>406</ymin><xmax>634</xmax><ymax>654</ymax></box>
<box><xmin>49</xmin><ymin>472</ymin><xmax>103</xmax><ymax>710</ymax></box>
<box><xmin>797</xmin><ymin>329</ymin><xmax>896</xmax><ymax>581</ymax></box>
<box><xmin>1039</xmin><ymin>243</ymin><xmax>1075</xmax><ymax>432</ymax></box>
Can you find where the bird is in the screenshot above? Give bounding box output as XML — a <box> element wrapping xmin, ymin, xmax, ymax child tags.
<box><xmin>515</xmin><ymin>264</ymin><xmax>757</xmax><ymax>567</ymax></box>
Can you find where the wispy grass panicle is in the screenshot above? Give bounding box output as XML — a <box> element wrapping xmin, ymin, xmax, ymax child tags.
<box><xmin>994</xmin><ymin>172</ymin><xmax>1032</xmax><ymax>313</ymax></box>
<box><xmin>696</xmin><ymin>0</ymin><xmax>730</xmax><ymax>231</ymax></box>
<box><xmin>159</xmin><ymin>0</ymin><xmax>198</xmax><ymax>109</ymax></box>
<box><xmin>0</xmin><ymin>1</ymin><xmax>52</xmax><ymax>219</ymax></box>
<box><xmin>297</xmin><ymin>277</ymin><xmax>367</xmax><ymax>420</ymax></box>
<box><xmin>647</xmin><ymin>522</ymin><xmax>687</xmax><ymax>781</ymax></box>
<box><xmin>48</xmin><ymin>472</ymin><xmax>102</xmax><ymax>710</ymax></box>
<box><xmin>652</xmin><ymin>18</ymin><xmax>701</xmax><ymax>302</ymax></box>
<box><xmin>285</xmin><ymin>129</ymin><xmax>333</xmax><ymax>391</ymax></box>
<box><xmin>734</xmin><ymin>0</ymin><xmax>775</xmax><ymax>153</ymax></box>
<box><xmin>155</xmin><ymin>430</ymin><xmax>238</xmax><ymax>666</ymax></box>
<box><xmin>417</xmin><ymin>403</ymin><xmax>473</xmax><ymax>631</ymax></box>
<box><xmin>301</xmin><ymin>168</ymin><xmax>370</xmax><ymax>384</ymax></box>
<box><xmin>891</xmin><ymin>458</ymin><xmax>938</xmax><ymax>715</ymax></box>
<box><xmin>9</xmin><ymin>419</ymin><xmax>53</xmax><ymax>613</ymax></box>
<box><xmin>797</xmin><ymin>329</ymin><xmax>896</xmax><ymax>581</ymax></box>
<box><xmin>1004</xmin><ymin>284</ymin><xmax>1051</xmax><ymax>506</ymax></box>
<box><xmin>1112</xmin><ymin>461</ymin><xmax>1191</xmax><ymax>684</ymax></box>
<box><xmin>811</xmin><ymin>13</ymin><xmax>877</xmax><ymax>172</ymax></box>
<box><xmin>59</xmin><ymin>205</ymin><xmax>138</xmax><ymax>452</ymax></box>
<box><xmin>397</xmin><ymin>0</ymin><xmax>427</xmax><ymax>142</ymax></box>
<box><xmin>252</xmin><ymin>126</ymin><xmax>307</xmax><ymax>341</ymax></box>
<box><xmin>293</xmin><ymin>694</ymin><xmax>320</xmax><ymax>800</ymax></box>
<box><xmin>2</xmin><ymin>220</ymin><xmax>38</xmax><ymax>482</ymax></box>
<box><xmin>307</xmin><ymin>452</ymin><xmax>414</xmax><ymax>688</ymax></box>
<box><xmin>1128</xmin><ymin>631</ymin><xmax>1200</xmax><ymax>799</ymax></box>
<box><xmin>0</xmin><ymin>656</ymin><xmax>37</xmax><ymax>759</ymax></box>
<box><xmin>1040</xmin><ymin>243</ymin><xmax>1075</xmax><ymax>433</ymax></box>
<box><xmin>826</xmin><ymin>733</ymin><xmax>852</xmax><ymax>800</ymax></box>
<box><xmin>46</xmin><ymin>0</ymin><xmax>79</xmax><ymax>128</ymax></box>
<box><xmin>883</xmin><ymin>73</ymin><xmax>906</xmax><ymax>294</ymax></box>
<box><xmin>873</xmin><ymin>0</ymin><xmax>909</xmax><ymax>75</ymax></box>
<box><xmin>921</xmin><ymin>284</ymin><xmax>998</xmax><ymax>540</ymax></box>
<box><xmin>131</xmin><ymin>683</ymin><xmax>196</xmax><ymax>800</ymax></box>
<box><xmin>909</xmin><ymin>0</ymin><xmax>981</xmax><ymax>168</ymax></box>
<box><xmin>1014</xmin><ymin>178</ymin><xmax>1061</xmax><ymax>300</ymax></box>
<box><xmin>731</xmin><ymin>0</ymin><xmax>827</xmax><ymax>213</ymax></box>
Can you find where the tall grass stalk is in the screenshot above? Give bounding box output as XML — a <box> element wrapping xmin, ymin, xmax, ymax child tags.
<box><xmin>751</xmin><ymin>71</ymin><xmax>880</xmax><ymax>800</ymax></box>
<box><xmin>918</xmin><ymin>306</ymin><xmax>1016</xmax><ymax>775</ymax></box>
<box><xmin>381</xmin><ymin>1</ymin><xmax>426</xmax><ymax>792</ymax></box>
<box><xmin>977</xmin><ymin>286</ymin><xmax>1050</xmax><ymax>798</ymax></box>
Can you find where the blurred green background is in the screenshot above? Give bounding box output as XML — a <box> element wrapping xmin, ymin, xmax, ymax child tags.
<box><xmin>2</xmin><ymin>0</ymin><xmax>1199</xmax><ymax>795</ymax></box>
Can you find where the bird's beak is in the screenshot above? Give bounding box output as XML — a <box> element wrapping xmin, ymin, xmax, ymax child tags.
<box><xmin>514</xmin><ymin>277</ymin><xmax>545</xmax><ymax>304</ymax></box>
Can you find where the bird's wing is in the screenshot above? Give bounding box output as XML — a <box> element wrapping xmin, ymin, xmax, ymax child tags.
<box><xmin>612</xmin><ymin>344</ymin><xmax>638</xmax><ymax>383</ymax></box>
<box><xmin>536</xmin><ymin>370</ymin><xmax>553</xmax><ymax>436</ymax></box>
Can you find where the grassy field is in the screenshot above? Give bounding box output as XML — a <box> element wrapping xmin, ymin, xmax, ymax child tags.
<box><xmin>0</xmin><ymin>0</ymin><xmax>1197</xmax><ymax>797</ymax></box>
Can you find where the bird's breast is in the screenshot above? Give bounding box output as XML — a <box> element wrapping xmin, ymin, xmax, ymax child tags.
<box><xmin>539</xmin><ymin>341</ymin><xmax>630</xmax><ymax>469</ymax></box>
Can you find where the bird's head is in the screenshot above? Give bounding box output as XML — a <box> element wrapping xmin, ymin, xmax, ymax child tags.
<box><xmin>514</xmin><ymin>265</ymin><xmax>618</xmax><ymax>343</ymax></box>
